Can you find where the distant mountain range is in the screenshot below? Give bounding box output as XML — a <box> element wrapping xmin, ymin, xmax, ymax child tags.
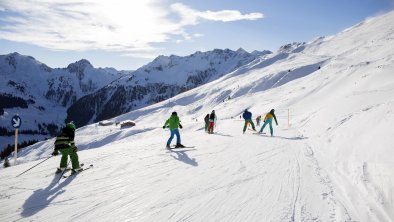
<box><xmin>0</xmin><ymin>48</ymin><xmax>272</xmax><ymax>150</ymax></box>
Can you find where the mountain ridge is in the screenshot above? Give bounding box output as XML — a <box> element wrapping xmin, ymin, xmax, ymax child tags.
<box><xmin>0</xmin><ymin>48</ymin><xmax>272</xmax><ymax>151</ymax></box>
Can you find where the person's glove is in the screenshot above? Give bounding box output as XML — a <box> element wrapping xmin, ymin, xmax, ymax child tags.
<box><xmin>52</xmin><ymin>150</ymin><xmax>59</xmax><ymax>156</ymax></box>
<box><xmin>179</xmin><ymin>124</ymin><xmax>183</xmax><ymax>129</ymax></box>
<box><xmin>162</xmin><ymin>126</ymin><xmax>166</xmax><ymax>129</ymax></box>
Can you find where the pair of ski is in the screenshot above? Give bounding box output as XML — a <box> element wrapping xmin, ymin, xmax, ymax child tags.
<box><xmin>57</xmin><ymin>163</ymin><xmax>94</xmax><ymax>179</ymax></box>
<box><xmin>253</xmin><ymin>132</ymin><xmax>275</xmax><ymax>137</ymax></box>
<box><xmin>166</xmin><ymin>146</ymin><xmax>195</xmax><ymax>150</ymax></box>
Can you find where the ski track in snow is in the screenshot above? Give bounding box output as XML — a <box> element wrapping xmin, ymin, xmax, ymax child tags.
<box><xmin>0</xmin><ymin>120</ymin><xmax>356</xmax><ymax>221</ymax></box>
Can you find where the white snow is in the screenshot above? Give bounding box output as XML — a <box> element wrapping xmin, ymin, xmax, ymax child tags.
<box><xmin>1</xmin><ymin>10</ymin><xmax>394</xmax><ymax>222</ymax></box>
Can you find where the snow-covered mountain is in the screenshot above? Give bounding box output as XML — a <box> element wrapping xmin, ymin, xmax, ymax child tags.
<box><xmin>1</xmin><ymin>10</ymin><xmax>394</xmax><ymax>222</ymax></box>
<box><xmin>0</xmin><ymin>53</ymin><xmax>126</xmax><ymax>150</ymax></box>
<box><xmin>0</xmin><ymin>49</ymin><xmax>271</xmax><ymax>151</ymax></box>
<box><xmin>66</xmin><ymin>48</ymin><xmax>271</xmax><ymax>127</ymax></box>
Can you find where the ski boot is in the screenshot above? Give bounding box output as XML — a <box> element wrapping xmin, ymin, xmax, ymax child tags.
<box><xmin>175</xmin><ymin>143</ymin><xmax>185</xmax><ymax>148</ymax></box>
<box><xmin>55</xmin><ymin>167</ymin><xmax>65</xmax><ymax>174</ymax></box>
<box><xmin>71</xmin><ymin>168</ymin><xmax>83</xmax><ymax>175</ymax></box>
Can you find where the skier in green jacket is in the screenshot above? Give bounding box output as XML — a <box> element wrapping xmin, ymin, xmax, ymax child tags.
<box><xmin>52</xmin><ymin>121</ymin><xmax>82</xmax><ymax>174</ymax></box>
<box><xmin>163</xmin><ymin>112</ymin><xmax>185</xmax><ymax>148</ymax></box>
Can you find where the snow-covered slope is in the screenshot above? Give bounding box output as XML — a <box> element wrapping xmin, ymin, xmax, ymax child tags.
<box><xmin>1</xmin><ymin>10</ymin><xmax>394</xmax><ymax>222</ymax></box>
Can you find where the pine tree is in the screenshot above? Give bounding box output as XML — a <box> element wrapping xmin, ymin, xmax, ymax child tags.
<box><xmin>3</xmin><ymin>158</ymin><xmax>10</xmax><ymax>168</ymax></box>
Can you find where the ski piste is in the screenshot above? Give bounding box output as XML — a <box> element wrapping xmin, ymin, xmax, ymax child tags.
<box><xmin>62</xmin><ymin>164</ymin><xmax>94</xmax><ymax>178</ymax></box>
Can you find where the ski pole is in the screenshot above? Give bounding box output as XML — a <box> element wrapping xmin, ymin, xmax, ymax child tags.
<box><xmin>16</xmin><ymin>156</ymin><xmax>53</xmax><ymax>177</ymax></box>
<box><xmin>57</xmin><ymin>160</ymin><xmax>71</xmax><ymax>183</ymax></box>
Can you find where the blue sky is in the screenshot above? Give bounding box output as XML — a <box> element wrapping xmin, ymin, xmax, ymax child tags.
<box><xmin>0</xmin><ymin>0</ymin><xmax>393</xmax><ymax>70</ymax></box>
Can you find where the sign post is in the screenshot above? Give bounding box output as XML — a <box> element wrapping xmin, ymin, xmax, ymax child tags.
<box><xmin>11</xmin><ymin>115</ymin><xmax>22</xmax><ymax>165</ymax></box>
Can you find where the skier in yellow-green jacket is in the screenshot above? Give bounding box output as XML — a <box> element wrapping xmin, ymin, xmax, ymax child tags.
<box><xmin>163</xmin><ymin>112</ymin><xmax>185</xmax><ymax>148</ymax></box>
<box><xmin>52</xmin><ymin>121</ymin><xmax>82</xmax><ymax>174</ymax></box>
<box><xmin>259</xmin><ymin>109</ymin><xmax>278</xmax><ymax>136</ymax></box>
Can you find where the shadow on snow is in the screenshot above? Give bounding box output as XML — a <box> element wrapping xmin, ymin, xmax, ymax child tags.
<box><xmin>169</xmin><ymin>149</ymin><xmax>198</xmax><ymax>166</ymax></box>
<box><xmin>211</xmin><ymin>132</ymin><xmax>232</xmax><ymax>137</ymax></box>
<box><xmin>21</xmin><ymin>174</ymin><xmax>76</xmax><ymax>217</ymax></box>
<box><xmin>259</xmin><ymin>134</ymin><xmax>308</xmax><ymax>140</ymax></box>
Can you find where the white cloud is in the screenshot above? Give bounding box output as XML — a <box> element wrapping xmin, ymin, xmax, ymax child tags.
<box><xmin>171</xmin><ymin>3</ymin><xmax>264</xmax><ymax>24</ymax></box>
<box><xmin>0</xmin><ymin>1</ymin><xmax>263</xmax><ymax>58</ymax></box>
<box><xmin>175</xmin><ymin>33</ymin><xmax>204</xmax><ymax>44</ymax></box>
<box><xmin>200</xmin><ymin>10</ymin><xmax>263</xmax><ymax>22</ymax></box>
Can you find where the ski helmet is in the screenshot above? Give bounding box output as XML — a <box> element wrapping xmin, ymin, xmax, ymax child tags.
<box><xmin>66</xmin><ymin>121</ymin><xmax>76</xmax><ymax>130</ymax></box>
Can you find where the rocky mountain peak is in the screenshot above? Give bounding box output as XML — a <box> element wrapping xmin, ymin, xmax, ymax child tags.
<box><xmin>236</xmin><ymin>48</ymin><xmax>248</xmax><ymax>54</ymax></box>
<box><xmin>66</xmin><ymin>59</ymin><xmax>94</xmax><ymax>79</ymax></box>
<box><xmin>251</xmin><ymin>50</ymin><xmax>272</xmax><ymax>57</ymax></box>
<box><xmin>67</xmin><ymin>59</ymin><xmax>93</xmax><ymax>72</ymax></box>
<box><xmin>278</xmin><ymin>42</ymin><xmax>306</xmax><ymax>53</ymax></box>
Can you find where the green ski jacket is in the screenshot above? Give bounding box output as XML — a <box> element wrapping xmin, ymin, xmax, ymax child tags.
<box><xmin>164</xmin><ymin>115</ymin><xmax>181</xmax><ymax>129</ymax></box>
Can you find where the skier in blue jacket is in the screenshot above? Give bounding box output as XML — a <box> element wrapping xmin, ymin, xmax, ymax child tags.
<box><xmin>242</xmin><ymin>109</ymin><xmax>256</xmax><ymax>133</ymax></box>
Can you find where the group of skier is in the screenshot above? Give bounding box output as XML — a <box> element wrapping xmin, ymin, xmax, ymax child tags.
<box><xmin>162</xmin><ymin>108</ymin><xmax>278</xmax><ymax>149</ymax></box>
<box><xmin>243</xmin><ymin>108</ymin><xmax>278</xmax><ymax>136</ymax></box>
<box><xmin>204</xmin><ymin>110</ymin><xmax>217</xmax><ymax>134</ymax></box>
<box><xmin>52</xmin><ymin>108</ymin><xmax>278</xmax><ymax>173</ymax></box>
